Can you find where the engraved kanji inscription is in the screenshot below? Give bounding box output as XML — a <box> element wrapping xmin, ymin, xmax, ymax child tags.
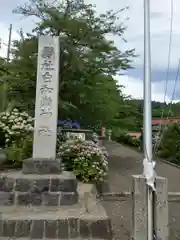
<box><xmin>40</xmin><ymin>84</ymin><xmax>54</xmax><ymax>94</ymax></box>
<box><xmin>40</xmin><ymin>95</ymin><xmax>53</xmax><ymax>116</ymax></box>
<box><xmin>41</xmin><ymin>59</ymin><xmax>55</xmax><ymax>71</ymax></box>
<box><xmin>40</xmin><ymin>110</ymin><xmax>52</xmax><ymax>117</ymax></box>
<box><xmin>38</xmin><ymin>126</ymin><xmax>53</xmax><ymax>136</ymax></box>
<box><xmin>41</xmin><ymin>46</ymin><xmax>54</xmax><ymax>59</ymax></box>
<box><xmin>41</xmin><ymin>72</ymin><xmax>53</xmax><ymax>83</ymax></box>
<box><xmin>40</xmin><ymin>95</ymin><xmax>52</xmax><ymax>108</ymax></box>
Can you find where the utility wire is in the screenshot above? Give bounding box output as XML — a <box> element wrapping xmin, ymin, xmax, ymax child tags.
<box><xmin>153</xmin><ymin>59</ymin><xmax>180</xmax><ymax>155</ymax></box>
<box><xmin>153</xmin><ymin>0</ymin><xmax>174</xmax><ymax>155</ymax></box>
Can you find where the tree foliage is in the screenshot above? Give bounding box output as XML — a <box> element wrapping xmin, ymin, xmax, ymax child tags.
<box><xmin>0</xmin><ymin>0</ymin><xmax>136</xmax><ymax>129</ymax></box>
<box><xmin>158</xmin><ymin>123</ymin><xmax>180</xmax><ymax>164</ymax></box>
<box><xmin>1</xmin><ymin>0</ymin><xmax>180</xmax><ymax>166</ymax></box>
<box><xmin>131</xmin><ymin>99</ymin><xmax>180</xmax><ymax>118</ymax></box>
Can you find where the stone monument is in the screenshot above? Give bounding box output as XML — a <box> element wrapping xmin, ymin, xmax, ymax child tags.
<box><xmin>23</xmin><ymin>35</ymin><xmax>61</xmax><ymax>174</ymax></box>
<box><xmin>0</xmin><ymin>36</ymin><xmax>112</xmax><ymax>239</ymax></box>
<box><xmin>19</xmin><ymin>35</ymin><xmax>78</xmax><ymax>205</ymax></box>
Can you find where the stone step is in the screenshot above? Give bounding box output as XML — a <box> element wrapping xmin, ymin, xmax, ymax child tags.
<box><xmin>0</xmin><ymin>238</ymin><xmax>105</xmax><ymax>240</ymax></box>
<box><xmin>0</xmin><ymin>170</ymin><xmax>78</xmax><ymax>206</ymax></box>
<box><xmin>0</xmin><ymin>191</ymin><xmax>78</xmax><ymax>206</ymax></box>
<box><xmin>0</xmin><ymin>197</ymin><xmax>112</xmax><ymax>239</ymax></box>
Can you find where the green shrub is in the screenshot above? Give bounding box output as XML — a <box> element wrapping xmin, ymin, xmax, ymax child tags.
<box><xmin>111</xmin><ymin>128</ymin><xmax>123</xmax><ymax>140</ymax></box>
<box><xmin>157</xmin><ymin>123</ymin><xmax>180</xmax><ymax>164</ymax></box>
<box><xmin>5</xmin><ymin>135</ymin><xmax>33</xmax><ymax>165</ymax></box>
<box><xmin>116</xmin><ymin>134</ymin><xmax>140</xmax><ymax>148</ymax></box>
<box><xmin>0</xmin><ymin>108</ymin><xmax>33</xmax><ymax>165</ymax></box>
<box><xmin>57</xmin><ymin>139</ymin><xmax>108</xmax><ymax>183</ymax></box>
<box><xmin>0</xmin><ymin>108</ymin><xmax>34</xmax><ymax>147</ymax></box>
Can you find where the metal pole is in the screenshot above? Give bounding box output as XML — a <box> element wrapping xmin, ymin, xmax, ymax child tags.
<box><xmin>7</xmin><ymin>24</ymin><xmax>12</xmax><ymax>62</ymax></box>
<box><xmin>144</xmin><ymin>1</ymin><xmax>153</xmax><ymax>240</ymax></box>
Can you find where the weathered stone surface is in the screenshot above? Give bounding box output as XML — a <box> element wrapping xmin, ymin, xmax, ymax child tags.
<box><xmin>0</xmin><ymin>177</ymin><xmax>14</xmax><ymax>192</ymax></box>
<box><xmin>0</xmin><ymin>181</ymin><xmax>112</xmax><ymax>239</ymax></box>
<box><xmin>15</xmin><ymin>175</ymin><xmax>76</xmax><ymax>193</ymax></box>
<box><xmin>29</xmin><ymin>220</ymin><xmax>44</xmax><ymax>238</ymax></box>
<box><xmin>0</xmin><ymin>192</ymin><xmax>78</xmax><ymax>206</ymax></box>
<box><xmin>33</xmin><ymin>179</ymin><xmax>50</xmax><ymax>192</ymax></box>
<box><xmin>0</xmin><ymin>192</ymin><xmax>15</xmax><ymax>206</ymax></box>
<box><xmin>43</xmin><ymin>192</ymin><xmax>59</xmax><ymax>206</ymax></box>
<box><xmin>15</xmin><ymin>179</ymin><xmax>34</xmax><ymax>192</ymax></box>
<box><xmin>91</xmin><ymin>219</ymin><xmax>112</xmax><ymax>239</ymax></box>
<box><xmin>132</xmin><ymin>175</ymin><xmax>147</xmax><ymax>240</ymax></box>
<box><xmin>0</xmin><ymin>192</ymin><xmax>14</xmax><ymax>205</ymax></box>
<box><xmin>0</xmin><ymin>192</ymin><xmax>79</xmax><ymax>206</ymax></box>
<box><xmin>80</xmin><ymin>219</ymin><xmax>91</xmax><ymax>237</ymax></box>
<box><xmin>50</xmin><ymin>178</ymin><xmax>77</xmax><ymax>192</ymax></box>
<box><xmin>69</xmin><ymin>218</ymin><xmax>78</xmax><ymax>238</ymax></box>
<box><xmin>45</xmin><ymin>220</ymin><xmax>57</xmax><ymax>238</ymax></box>
<box><xmin>22</xmin><ymin>158</ymin><xmax>61</xmax><ymax>174</ymax></box>
<box><xmin>155</xmin><ymin>176</ymin><xmax>168</xmax><ymax>240</ymax></box>
<box><xmin>57</xmin><ymin>219</ymin><xmax>69</xmax><ymax>238</ymax></box>
<box><xmin>1</xmin><ymin>220</ymin><xmax>15</xmax><ymax>237</ymax></box>
<box><xmin>60</xmin><ymin>192</ymin><xmax>78</xmax><ymax>205</ymax></box>
<box><xmin>17</xmin><ymin>193</ymin><xmax>42</xmax><ymax>205</ymax></box>
<box><xmin>15</xmin><ymin>178</ymin><xmax>50</xmax><ymax>193</ymax></box>
<box><xmin>0</xmin><ymin>171</ymin><xmax>77</xmax><ymax>187</ymax></box>
<box><xmin>132</xmin><ymin>175</ymin><xmax>168</xmax><ymax>240</ymax></box>
<box><xmin>0</xmin><ymin>218</ymin><xmax>112</xmax><ymax>239</ymax></box>
<box><xmin>96</xmin><ymin>180</ymin><xmax>109</xmax><ymax>195</ymax></box>
<box><xmin>32</xmin><ymin>36</ymin><xmax>60</xmax><ymax>160</ymax></box>
<box><xmin>0</xmin><ymin>170</ymin><xmax>78</xmax><ymax>206</ymax></box>
<box><xmin>14</xmin><ymin>220</ymin><xmax>31</xmax><ymax>238</ymax></box>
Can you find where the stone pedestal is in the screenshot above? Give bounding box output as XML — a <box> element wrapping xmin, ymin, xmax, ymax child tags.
<box><xmin>0</xmin><ymin>181</ymin><xmax>112</xmax><ymax>239</ymax></box>
<box><xmin>132</xmin><ymin>175</ymin><xmax>168</xmax><ymax>240</ymax></box>
<box><xmin>0</xmin><ymin>170</ymin><xmax>78</xmax><ymax>206</ymax></box>
<box><xmin>22</xmin><ymin>158</ymin><xmax>61</xmax><ymax>174</ymax></box>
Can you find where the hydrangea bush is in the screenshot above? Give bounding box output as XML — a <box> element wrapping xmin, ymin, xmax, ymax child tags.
<box><xmin>57</xmin><ymin>139</ymin><xmax>108</xmax><ymax>183</ymax></box>
<box><xmin>0</xmin><ymin>108</ymin><xmax>34</xmax><ymax>146</ymax></box>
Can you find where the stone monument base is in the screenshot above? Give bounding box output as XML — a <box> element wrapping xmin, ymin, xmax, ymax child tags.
<box><xmin>22</xmin><ymin>158</ymin><xmax>61</xmax><ymax>174</ymax></box>
<box><xmin>0</xmin><ymin>170</ymin><xmax>78</xmax><ymax>206</ymax></box>
<box><xmin>0</xmin><ymin>180</ymin><xmax>113</xmax><ymax>239</ymax></box>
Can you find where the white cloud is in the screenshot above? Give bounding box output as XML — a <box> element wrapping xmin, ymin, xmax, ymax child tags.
<box><xmin>117</xmin><ymin>75</ymin><xmax>180</xmax><ymax>103</ymax></box>
<box><xmin>2</xmin><ymin>0</ymin><xmax>179</xmax><ymax>69</ymax></box>
<box><xmin>88</xmin><ymin>0</ymin><xmax>180</xmax><ymax>101</ymax></box>
<box><xmin>87</xmin><ymin>0</ymin><xmax>180</xmax><ymax>69</ymax></box>
<box><xmin>1</xmin><ymin>0</ymin><xmax>180</xmax><ymax>101</ymax></box>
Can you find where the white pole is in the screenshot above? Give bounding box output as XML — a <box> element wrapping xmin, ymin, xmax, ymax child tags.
<box><xmin>144</xmin><ymin>1</ymin><xmax>153</xmax><ymax>240</ymax></box>
<box><xmin>7</xmin><ymin>24</ymin><xmax>12</xmax><ymax>62</ymax></box>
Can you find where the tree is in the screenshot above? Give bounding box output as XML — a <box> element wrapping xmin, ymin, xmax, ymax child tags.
<box><xmin>0</xmin><ymin>57</ymin><xmax>15</xmax><ymax>113</ymax></box>
<box><xmin>113</xmin><ymin>97</ymin><xmax>142</xmax><ymax>133</ymax></box>
<box><xmin>0</xmin><ymin>58</ymin><xmax>8</xmax><ymax>77</ymax></box>
<box><xmin>158</xmin><ymin>123</ymin><xmax>180</xmax><ymax>164</ymax></box>
<box><xmin>2</xmin><ymin>0</ymin><xmax>135</xmax><ymax>126</ymax></box>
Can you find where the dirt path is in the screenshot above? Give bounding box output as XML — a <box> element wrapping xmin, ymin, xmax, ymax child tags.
<box><xmin>101</xmin><ymin>141</ymin><xmax>180</xmax><ymax>240</ymax></box>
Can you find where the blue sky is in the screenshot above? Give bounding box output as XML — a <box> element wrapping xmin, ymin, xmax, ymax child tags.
<box><xmin>1</xmin><ymin>0</ymin><xmax>180</xmax><ymax>102</ymax></box>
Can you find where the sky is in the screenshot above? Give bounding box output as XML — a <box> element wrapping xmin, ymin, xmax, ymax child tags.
<box><xmin>0</xmin><ymin>0</ymin><xmax>180</xmax><ymax>103</ymax></box>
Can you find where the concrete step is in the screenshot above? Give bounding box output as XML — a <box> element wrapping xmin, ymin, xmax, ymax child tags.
<box><xmin>0</xmin><ymin>238</ymin><xmax>106</xmax><ymax>240</ymax></box>
<box><xmin>0</xmin><ymin>170</ymin><xmax>78</xmax><ymax>206</ymax></box>
<box><xmin>0</xmin><ymin>193</ymin><xmax>112</xmax><ymax>239</ymax></box>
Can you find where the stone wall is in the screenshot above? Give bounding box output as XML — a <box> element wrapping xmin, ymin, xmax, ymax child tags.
<box><xmin>0</xmin><ymin>171</ymin><xmax>78</xmax><ymax>206</ymax></box>
<box><xmin>0</xmin><ymin>217</ymin><xmax>112</xmax><ymax>239</ymax></box>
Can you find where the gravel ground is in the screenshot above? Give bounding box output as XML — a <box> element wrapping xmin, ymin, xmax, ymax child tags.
<box><xmin>101</xmin><ymin>141</ymin><xmax>180</xmax><ymax>240</ymax></box>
